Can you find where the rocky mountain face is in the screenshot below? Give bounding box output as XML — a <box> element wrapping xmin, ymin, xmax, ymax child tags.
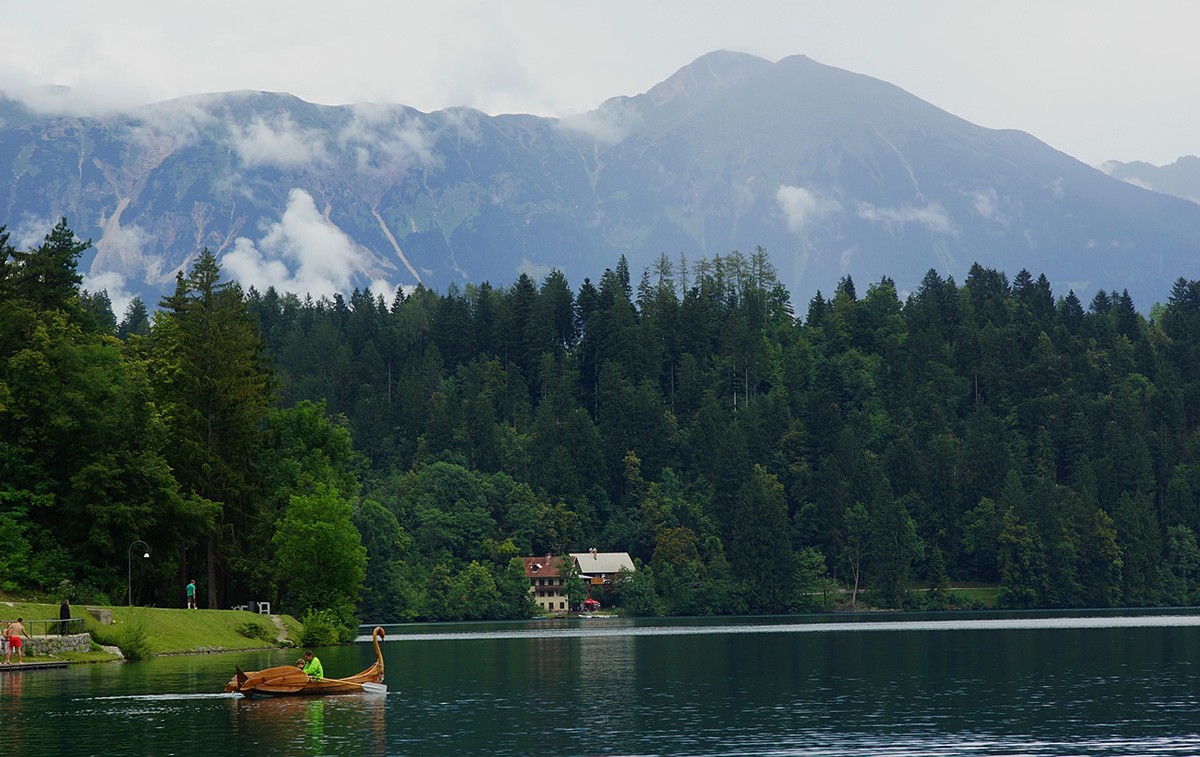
<box><xmin>2</xmin><ymin>50</ymin><xmax>1199</xmax><ymax>311</ymax></box>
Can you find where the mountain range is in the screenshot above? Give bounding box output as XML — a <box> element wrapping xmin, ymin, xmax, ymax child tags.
<box><xmin>1</xmin><ymin>50</ymin><xmax>1198</xmax><ymax>312</ymax></box>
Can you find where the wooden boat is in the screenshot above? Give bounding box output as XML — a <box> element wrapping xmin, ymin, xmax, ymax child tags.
<box><xmin>224</xmin><ymin>626</ymin><xmax>387</xmax><ymax>697</ymax></box>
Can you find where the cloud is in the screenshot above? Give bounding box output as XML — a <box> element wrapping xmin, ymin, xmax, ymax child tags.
<box><xmin>518</xmin><ymin>257</ymin><xmax>553</xmax><ymax>282</ymax></box>
<box><xmin>12</xmin><ymin>214</ymin><xmax>56</xmax><ymax>251</ymax></box>
<box><xmin>231</xmin><ymin>114</ymin><xmax>330</xmax><ymax>168</ymax></box>
<box><xmin>968</xmin><ymin>188</ymin><xmax>1014</xmax><ymax>226</ymax></box>
<box><xmin>339</xmin><ymin>105</ymin><xmax>439</xmax><ymax>178</ymax></box>
<box><xmin>221</xmin><ymin>188</ymin><xmax>390</xmax><ymax>298</ymax></box>
<box><xmin>557</xmin><ymin>99</ymin><xmax>642</xmax><ymax>145</ymax></box>
<box><xmin>776</xmin><ymin>185</ymin><xmax>840</xmax><ymax>232</ymax></box>
<box><xmin>81</xmin><ymin>270</ymin><xmax>136</xmax><ymax>322</ymax></box>
<box><xmin>125</xmin><ymin>97</ymin><xmax>218</xmax><ymax>153</ymax></box>
<box><xmin>857</xmin><ymin>201</ymin><xmax>957</xmax><ymax>235</ymax></box>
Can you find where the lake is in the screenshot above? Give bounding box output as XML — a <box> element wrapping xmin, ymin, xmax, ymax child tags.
<box><xmin>3</xmin><ymin>611</ymin><xmax>1200</xmax><ymax>756</ymax></box>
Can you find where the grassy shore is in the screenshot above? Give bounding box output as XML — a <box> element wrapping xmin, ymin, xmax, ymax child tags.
<box><xmin>0</xmin><ymin>600</ymin><xmax>302</xmax><ymax>663</ymax></box>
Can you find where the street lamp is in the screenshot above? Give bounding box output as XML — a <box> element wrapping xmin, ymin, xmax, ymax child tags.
<box><xmin>127</xmin><ymin>540</ymin><xmax>150</xmax><ymax>606</ymax></box>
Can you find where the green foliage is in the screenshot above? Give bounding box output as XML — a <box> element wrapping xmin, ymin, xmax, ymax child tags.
<box><xmin>272</xmin><ymin>485</ymin><xmax>366</xmax><ymax>635</ymax></box>
<box><xmin>236</xmin><ymin>620</ymin><xmax>277</xmax><ymax>643</ymax></box>
<box><xmin>99</xmin><ymin>611</ymin><xmax>153</xmax><ymax>661</ymax></box>
<box><xmin>299</xmin><ymin>608</ymin><xmax>342</xmax><ymax>647</ymax></box>
<box><xmin>13</xmin><ymin>216</ymin><xmax>1200</xmax><ymax>619</ymax></box>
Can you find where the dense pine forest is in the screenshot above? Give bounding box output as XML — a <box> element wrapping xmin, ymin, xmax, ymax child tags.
<box><xmin>6</xmin><ymin>219</ymin><xmax>1200</xmax><ymax>637</ymax></box>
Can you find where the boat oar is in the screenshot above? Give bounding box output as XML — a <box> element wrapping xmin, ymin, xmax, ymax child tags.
<box><xmin>317</xmin><ymin>677</ymin><xmax>387</xmax><ymax>695</ymax></box>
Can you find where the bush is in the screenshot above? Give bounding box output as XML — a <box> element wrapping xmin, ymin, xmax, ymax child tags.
<box><xmin>92</xmin><ymin>612</ymin><xmax>154</xmax><ymax>661</ymax></box>
<box><xmin>299</xmin><ymin>609</ymin><xmax>341</xmax><ymax>647</ymax></box>
<box><xmin>235</xmin><ymin>621</ymin><xmax>276</xmax><ymax>644</ymax></box>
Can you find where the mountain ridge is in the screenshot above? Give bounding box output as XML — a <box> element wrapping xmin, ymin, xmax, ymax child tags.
<box><xmin>1</xmin><ymin>51</ymin><xmax>1197</xmax><ymax>312</ymax></box>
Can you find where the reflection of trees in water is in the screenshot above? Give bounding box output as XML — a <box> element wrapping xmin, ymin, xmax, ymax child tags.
<box><xmin>0</xmin><ymin>673</ymin><xmax>22</xmax><ymax>755</ymax></box>
<box><xmin>226</xmin><ymin>694</ymin><xmax>386</xmax><ymax>755</ymax></box>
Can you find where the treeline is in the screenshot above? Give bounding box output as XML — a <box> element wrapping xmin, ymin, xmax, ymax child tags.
<box><xmin>6</xmin><ymin>221</ymin><xmax>1200</xmax><ymax>632</ymax></box>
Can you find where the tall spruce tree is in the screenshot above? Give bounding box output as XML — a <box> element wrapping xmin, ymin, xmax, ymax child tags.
<box><xmin>153</xmin><ymin>250</ymin><xmax>273</xmax><ymax>608</ymax></box>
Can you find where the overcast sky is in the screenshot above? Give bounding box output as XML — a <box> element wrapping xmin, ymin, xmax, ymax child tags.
<box><xmin>3</xmin><ymin>1</ymin><xmax>1196</xmax><ymax>167</ymax></box>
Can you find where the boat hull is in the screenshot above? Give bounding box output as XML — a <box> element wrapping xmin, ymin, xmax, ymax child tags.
<box><xmin>224</xmin><ymin>627</ymin><xmax>386</xmax><ymax>698</ymax></box>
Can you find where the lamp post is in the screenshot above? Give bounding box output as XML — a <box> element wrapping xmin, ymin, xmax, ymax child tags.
<box><xmin>127</xmin><ymin>540</ymin><xmax>150</xmax><ymax>606</ymax></box>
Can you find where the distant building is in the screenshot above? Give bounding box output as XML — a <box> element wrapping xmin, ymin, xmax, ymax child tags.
<box><xmin>569</xmin><ymin>549</ymin><xmax>635</xmax><ymax>587</ymax></box>
<box><xmin>521</xmin><ymin>550</ymin><xmax>637</xmax><ymax>614</ymax></box>
<box><xmin>522</xmin><ymin>555</ymin><xmax>569</xmax><ymax>614</ymax></box>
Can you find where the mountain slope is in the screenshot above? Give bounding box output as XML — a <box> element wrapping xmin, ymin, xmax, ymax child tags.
<box><xmin>1</xmin><ymin>52</ymin><xmax>1198</xmax><ymax>311</ymax></box>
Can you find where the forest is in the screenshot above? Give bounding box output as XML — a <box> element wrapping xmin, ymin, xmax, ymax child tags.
<box><xmin>5</xmin><ymin>219</ymin><xmax>1200</xmax><ymax>638</ymax></box>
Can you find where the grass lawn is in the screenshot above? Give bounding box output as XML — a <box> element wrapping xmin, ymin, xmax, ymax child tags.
<box><xmin>0</xmin><ymin>601</ymin><xmax>301</xmax><ymax>658</ymax></box>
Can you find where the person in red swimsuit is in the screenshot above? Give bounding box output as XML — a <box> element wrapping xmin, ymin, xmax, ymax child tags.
<box><xmin>5</xmin><ymin>618</ymin><xmax>30</xmax><ymax>664</ymax></box>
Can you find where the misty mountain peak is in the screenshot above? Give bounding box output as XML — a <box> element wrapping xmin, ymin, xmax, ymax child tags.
<box><xmin>2</xmin><ymin>49</ymin><xmax>1198</xmax><ymax>314</ymax></box>
<box><xmin>642</xmin><ymin>50</ymin><xmax>772</xmax><ymax>108</ymax></box>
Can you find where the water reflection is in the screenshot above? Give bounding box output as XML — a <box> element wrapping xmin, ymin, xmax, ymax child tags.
<box><xmin>224</xmin><ymin>692</ymin><xmax>388</xmax><ymax>755</ymax></box>
<box><xmin>5</xmin><ymin>614</ymin><xmax>1200</xmax><ymax>756</ymax></box>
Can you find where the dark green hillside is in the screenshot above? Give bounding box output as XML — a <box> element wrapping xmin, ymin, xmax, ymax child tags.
<box><xmin>6</xmin><ymin>220</ymin><xmax>1200</xmax><ymax>636</ymax></box>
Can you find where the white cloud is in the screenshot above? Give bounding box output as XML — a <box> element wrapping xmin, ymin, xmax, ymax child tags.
<box><xmin>231</xmin><ymin>115</ymin><xmax>330</xmax><ymax>168</ymax></box>
<box><xmin>221</xmin><ymin>188</ymin><xmax>390</xmax><ymax>298</ymax></box>
<box><xmin>857</xmin><ymin>201</ymin><xmax>957</xmax><ymax>235</ymax></box>
<box><xmin>81</xmin><ymin>270</ymin><xmax>136</xmax><ymax>321</ymax></box>
<box><xmin>518</xmin><ymin>257</ymin><xmax>553</xmax><ymax>282</ymax></box>
<box><xmin>776</xmin><ymin>185</ymin><xmax>840</xmax><ymax>232</ymax></box>
<box><xmin>968</xmin><ymin>188</ymin><xmax>1013</xmax><ymax>226</ymax></box>
<box><xmin>12</xmin><ymin>215</ymin><xmax>59</xmax><ymax>251</ymax></box>
<box><xmin>557</xmin><ymin>100</ymin><xmax>641</xmax><ymax>145</ymax></box>
<box><xmin>95</xmin><ymin>221</ymin><xmax>153</xmax><ymax>266</ymax></box>
<box><xmin>339</xmin><ymin>106</ymin><xmax>439</xmax><ymax>178</ymax></box>
<box><xmin>126</xmin><ymin>97</ymin><xmax>217</xmax><ymax>152</ymax></box>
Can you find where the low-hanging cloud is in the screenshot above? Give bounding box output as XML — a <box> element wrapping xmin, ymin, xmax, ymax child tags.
<box><xmin>857</xmin><ymin>201</ymin><xmax>956</xmax><ymax>235</ymax></box>
<box><xmin>776</xmin><ymin>185</ymin><xmax>840</xmax><ymax>232</ymax></box>
<box><xmin>231</xmin><ymin>114</ymin><xmax>330</xmax><ymax>168</ymax></box>
<box><xmin>557</xmin><ymin>99</ymin><xmax>642</xmax><ymax>145</ymax></box>
<box><xmin>126</xmin><ymin>97</ymin><xmax>217</xmax><ymax>153</ymax></box>
<box><xmin>339</xmin><ymin>105</ymin><xmax>439</xmax><ymax>178</ymax></box>
<box><xmin>221</xmin><ymin>188</ymin><xmax>389</xmax><ymax>299</ymax></box>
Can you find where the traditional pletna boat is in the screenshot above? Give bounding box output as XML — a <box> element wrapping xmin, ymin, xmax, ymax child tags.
<box><xmin>224</xmin><ymin>626</ymin><xmax>387</xmax><ymax>697</ymax></box>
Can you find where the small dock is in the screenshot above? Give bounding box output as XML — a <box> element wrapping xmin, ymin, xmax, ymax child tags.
<box><xmin>0</xmin><ymin>661</ymin><xmax>70</xmax><ymax>672</ymax></box>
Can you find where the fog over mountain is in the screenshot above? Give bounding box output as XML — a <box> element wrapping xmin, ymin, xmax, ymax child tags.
<box><xmin>2</xmin><ymin>50</ymin><xmax>1198</xmax><ymax>313</ymax></box>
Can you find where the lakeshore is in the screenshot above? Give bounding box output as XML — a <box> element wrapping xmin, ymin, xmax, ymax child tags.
<box><xmin>0</xmin><ymin>600</ymin><xmax>302</xmax><ymax>666</ymax></box>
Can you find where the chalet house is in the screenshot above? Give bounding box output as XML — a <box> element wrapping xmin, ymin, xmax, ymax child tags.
<box><xmin>522</xmin><ymin>551</ymin><xmax>637</xmax><ymax>613</ymax></box>
<box><xmin>569</xmin><ymin>549</ymin><xmax>635</xmax><ymax>587</ymax></box>
<box><xmin>522</xmin><ymin>555</ymin><xmax>568</xmax><ymax>614</ymax></box>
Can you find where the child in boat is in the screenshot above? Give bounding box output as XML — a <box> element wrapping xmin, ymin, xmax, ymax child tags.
<box><xmin>296</xmin><ymin>650</ymin><xmax>323</xmax><ymax>679</ymax></box>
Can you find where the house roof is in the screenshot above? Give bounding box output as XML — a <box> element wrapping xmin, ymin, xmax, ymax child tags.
<box><xmin>522</xmin><ymin>555</ymin><xmax>565</xmax><ymax>579</ymax></box>
<box><xmin>569</xmin><ymin>551</ymin><xmax>635</xmax><ymax>575</ymax></box>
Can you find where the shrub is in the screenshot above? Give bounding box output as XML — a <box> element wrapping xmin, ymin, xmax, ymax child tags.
<box><xmin>91</xmin><ymin>612</ymin><xmax>154</xmax><ymax>661</ymax></box>
<box><xmin>299</xmin><ymin>609</ymin><xmax>341</xmax><ymax>647</ymax></box>
<box><xmin>235</xmin><ymin>621</ymin><xmax>276</xmax><ymax>644</ymax></box>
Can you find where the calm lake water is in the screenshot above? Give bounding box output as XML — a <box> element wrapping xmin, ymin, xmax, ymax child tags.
<box><xmin>3</xmin><ymin>612</ymin><xmax>1200</xmax><ymax>756</ymax></box>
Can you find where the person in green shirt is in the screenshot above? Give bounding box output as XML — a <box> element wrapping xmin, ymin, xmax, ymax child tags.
<box><xmin>297</xmin><ymin>650</ymin><xmax>324</xmax><ymax>679</ymax></box>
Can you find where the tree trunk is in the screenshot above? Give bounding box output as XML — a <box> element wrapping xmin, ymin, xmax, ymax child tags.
<box><xmin>207</xmin><ymin>532</ymin><xmax>218</xmax><ymax>609</ymax></box>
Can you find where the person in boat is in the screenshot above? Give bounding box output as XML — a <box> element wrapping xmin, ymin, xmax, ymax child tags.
<box><xmin>296</xmin><ymin>650</ymin><xmax>324</xmax><ymax>679</ymax></box>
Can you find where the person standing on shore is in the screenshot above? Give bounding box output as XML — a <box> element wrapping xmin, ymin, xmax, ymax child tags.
<box><xmin>5</xmin><ymin>618</ymin><xmax>30</xmax><ymax>664</ymax></box>
<box><xmin>59</xmin><ymin>598</ymin><xmax>71</xmax><ymax>635</ymax></box>
<box><xmin>186</xmin><ymin>579</ymin><xmax>197</xmax><ymax>609</ymax></box>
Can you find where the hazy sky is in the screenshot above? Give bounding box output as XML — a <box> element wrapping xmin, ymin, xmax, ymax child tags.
<box><xmin>3</xmin><ymin>1</ymin><xmax>1196</xmax><ymax>167</ymax></box>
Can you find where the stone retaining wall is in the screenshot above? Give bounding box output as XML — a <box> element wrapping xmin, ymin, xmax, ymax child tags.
<box><xmin>17</xmin><ymin>633</ymin><xmax>91</xmax><ymax>656</ymax></box>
